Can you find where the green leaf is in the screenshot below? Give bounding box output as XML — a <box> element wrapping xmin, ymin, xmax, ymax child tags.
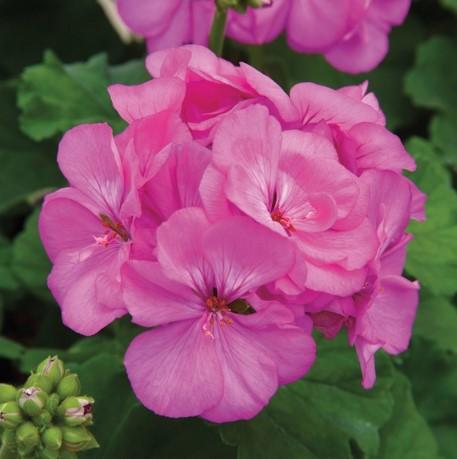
<box><xmin>75</xmin><ymin>354</ymin><xmax>235</xmax><ymax>459</ymax></box>
<box><xmin>108</xmin><ymin>60</ymin><xmax>149</xmax><ymax>86</ymax></box>
<box><xmin>440</xmin><ymin>0</ymin><xmax>457</xmax><ymax>14</ymax></box>
<box><xmin>0</xmin><ymin>237</ymin><xmax>19</xmax><ymax>291</ymax></box>
<box><xmin>0</xmin><ymin>82</ymin><xmax>62</xmax><ymax>213</ymax></box>
<box><xmin>0</xmin><ymin>336</ymin><xmax>24</xmax><ymax>360</ymax></box>
<box><xmin>18</xmin><ymin>51</ymin><xmax>124</xmax><ymax>141</ymax></box>
<box><xmin>375</xmin><ymin>372</ymin><xmax>439</xmax><ymax>459</ymax></box>
<box><xmin>414</xmin><ymin>291</ymin><xmax>457</xmax><ymax>353</ymax></box>
<box><xmin>220</xmin><ymin>336</ymin><xmax>394</xmax><ymax>459</ymax></box>
<box><xmin>403</xmin><ymin>340</ymin><xmax>457</xmax><ymax>458</ymax></box>
<box><xmin>430</xmin><ymin>113</ymin><xmax>457</xmax><ymax>168</ymax></box>
<box><xmin>11</xmin><ymin>209</ymin><xmax>53</xmax><ymax>302</ymax></box>
<box><xmin>405</xmin><ymin>138</ymin><xmax>457</xmax><ymax>294</ymax></box>
<box><xmin>405</xmin><ymin>36</ymin><xmax>457</xmax><ymax>114</ymax></box>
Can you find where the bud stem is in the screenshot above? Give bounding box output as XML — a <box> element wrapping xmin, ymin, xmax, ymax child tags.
<box><xmin>209</xmin><ymin>6</ymin><xmax>228</xmax><ymax>56</ymax></box>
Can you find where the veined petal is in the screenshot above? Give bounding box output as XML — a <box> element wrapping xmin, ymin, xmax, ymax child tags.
<box><xmin>125</xmin><ymin>319</ymin><xmax>223</xmax><ymax>418</ymax></box>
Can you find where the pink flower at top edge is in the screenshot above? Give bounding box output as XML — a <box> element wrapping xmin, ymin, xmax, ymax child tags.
<box><xmin>116</xmin><ymin>0</ymin><xmax>411</xmax><ymax>73</ymax></box>
<box><xmin>123</xmin><ymin>207</ymin><xmax>316</xmax><ymax>422</ymax></box>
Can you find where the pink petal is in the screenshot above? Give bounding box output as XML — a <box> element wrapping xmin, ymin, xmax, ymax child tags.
<box><xmin>360</xmin><ymin>170</ymin><xmax>412</xmax><ymax>249</ymax></box>
<box><xmin>304</xmin><ymin>262</ymin><xmax>367</xmax><ymax>296</ymax></box>
<box><xmin>141</xmin><ymin>142</ymin><xmax>211</xmax><ymax>221</ymax></box>
<box><xmin>156</xmin><ymin>208</ymin><xmax>212</xmax><ymax>293</ymax></box>
<box><xmin>125</xmin><ymin>319</ymin><xmax>223</xmax><ymax>418</ymax></box>
<box><xmin>240</xmin><ymin>304</ymin><xmax>316</xmax><ymax>384</ymax></box>
<box><xmin>280</xmin><ymin>154</ymin><xmax>359</xmax><ymax>221</ymax></box>
<box><xmin>340</xmin><ymin>123</ymin><xmax>416</xmax><ymax>174</ymax></box>
<box><xmin>240</xmin><ymin>63</ymin><xmax>298</xmax><ymax>123</ymax></box>
<box><xmin>297</xmin><ymin>219</ymin><xmax>377</xmax><ymax>270</ymax></box>
<box><xmin>117</xmin><ymin>0</ymin><xmax>180</xmax><ymax>36</ymax></box>
<box><xmin>122</xmin><ymin>260</ymin><xmax>202</xmax><ymax>327</ymax></box>
<box><xmin>39</xmin><ymin>195</ymin><xmax>101</xmax><ymax>262</ymax></box>
<box><xmin>212</xmin><ymin>105</ymin><xmax>282</xmax><ymax>200</ymax></box>
<box><xmin>287</xmin><ymin>0</ymin><xmax>351</xmax><ymax>52</ymax></box>
<box><xmin>281</xmin><ymin>130</ymin><xmax>338</xmax><ymax>161</ymax></box>
<box><xmin>355</xmin><ymin>337</ymin><xmax>381</xmax><ymax>389</ymax></box>
<box><xmin>108</xmin><ymin>78</ymin><xmax>186</xmax><ymax>123</ymax></box>
<box><xmin>324</xmin><ymin>18</ymin><xmax>388</xmax><ymax>74</ymax></box>
<box><xmin>358</xmin><ymin>275</ymin><xmax>419</xmax><ymax>355</ymax></box>
<box><xmin>202</xmin><ymin>216</ymin><xmax>296</xmax><ymax>300</ymax></box>
<box><xmin>290</xmin><ymin>83</ymin><xmax>380</xmax><ymax>130</ymax></box>
<box><xmin>57</xmin><ymin>123</ymin><xmax>124</xmax><ymax>215</ymax></box>
<box><xmin>199</xmin><ymin>165</ymin><xmax>236</xmax><ymax>222</ymax></box>
<box><xmin>48</xmin><ymin>245</ymin><xmax>128</xmax><ymax>335</ymax></box>
<box><xmin>227</xmin><ymin>0</ymin><xmax>289</xmax><ymax>45</ymax></box>
<box><xmin>201</xmin><ymin>321</ymin><xmax>278</xmax><ymax>422</ymax></box>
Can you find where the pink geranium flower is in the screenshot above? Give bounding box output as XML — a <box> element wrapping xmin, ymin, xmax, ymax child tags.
<box><xmin>39</xmin><ymin>123</ymin><xmax>140</xmax><ymax>335</ymax></box>
<box><xmin>307</xmin><ymin>170</ymin><xmax>421</xmax><ymax>387</ymax></box>
<box><xmin>116</xmin><ymin>0</ymin><xmax>411</xmax><ymax>73</ymax></box>
<box><xmin>123</xmin><ymin>208</ymin><xmax>316</xmax><ymax>421</ymax></box>
<box><xmin>200</xmin><ymin>104</ymin><xmax>378</xmax><ymax>296</ymax></box>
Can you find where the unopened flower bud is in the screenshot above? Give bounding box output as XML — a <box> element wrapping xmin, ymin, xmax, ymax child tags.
<box><xmin>32</xmin><ymin>409</ymin><xmax>52</xmax><ymax>427</ymax></box>
<box><xmin>25</xmin><ymin>373</ymin><xmax>53</xmax><ymax>394</ymax></box>
<box><xmin>42</xmin><ymin>426</ymin><xmax>63</xmax><ymax>451</ymax></box>
<box><xmin>46</xmin><ymin>393</ymin><xmax>60</xmax><ymax>415</ymax></box>
<box><xmin>0</xmin><ymin>401</ymin><xmax>23</xmax><ymax>429</ymax></box>
<box><xmin>39</xmin><ymin>448</ymin><xmax>60</xmax><ymax>459</ymax></box>
<box><xmin>248</xmin><ymin>0</ymin><xmax>273</xmax><ymax>7</ymax></box>
<box><xmin>16</xmin><ymin>422</ymin><xmax>40</xmax><ymax>455</ymax></box>
<box><xmin>62</xmin><ymin>426</ymin><xmax>99</xmax><ymax>452</ymax></box>
<box><xmin>36</xmin><ymin>356</ymin><xmax>65</xmax><ymax>387</ymax></box>
<box><xmin>0</xmin><ymin>384</ymin><xmax>17</xmax><ymax>403</ymax></box>
<box><xmin>58</xmin><ymin>396</ymin><xmax>94</xmax><ymax>427</ymax></box>
<box><xmin>18</xmin><ymin>387</ymin><xmax>48</xmax><ymax>417</ymax></box>
<box><xmin>56</xmin><ymin>374</ymin><xmax>81</xmax><ymax>399</ymax></box>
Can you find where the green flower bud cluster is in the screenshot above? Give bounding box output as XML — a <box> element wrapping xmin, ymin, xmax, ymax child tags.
<box><xmin>0</xmin><ymin>357</ymin><xmax>98</xmax><ymax>459</ymax></box>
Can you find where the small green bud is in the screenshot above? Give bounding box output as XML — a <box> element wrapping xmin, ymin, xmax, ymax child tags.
<box><xmin>56</xmin><ymin>374</ymin><xmax>81</xmax><ymax>399</ymax></box>
<box><xmin>0</xmin><ymin>384</ymin><xmax>18</xmax><ymax>403</ymax></box>
<box><xmin>62</xmin><ymin>426</ymin><xmax>99</xmax><ymax>452</ymax></box>
<box><xmin>18</xmin><ymin>387</ymin><xmax>48</xmax><ymax>417</ymax></box>
<box><xmin>16</xmin><ymin>422</ymin><xmax>40</xmax><ymax>455</ymax></box>
<box><xmin>248</xmin><ymin>0</ymin><xmax>273</xmax><ymax>7</ymax></box>
<box><xmin>25</xmin><ymin>374</ymin><xmax>53</xmax><ymax>394</ymax></box>
<box><xmin>32</xmin><ymin>409</ymin><xmax>52</xmax><ymax>427</ymax></box>
<box><xmin>42</xmin><ymin>426</ymin><xmax>63</xmax><ymax>450</ymax></box>
<box><xmin>38</xmin><ymin>448</ymin><xmax>60</xmax><ymax>459</ymax></box>
<box><xmin>45</xmin><ymin>393</ymin><xmax>60</xmax><ymax>415</ymax></box>
<box><xmin>36</xmin><ymin>356</ymin><xmax>65</xmax><ymax>387</ymax></box>
<box><xmin>0</xmin><ymin>401</ymin><xmax>23</xmax><ymax>429</ymax></box>
<box><xmin>58</xmin><ymin>396</ymin><xmax>94</xmax><ymax>427</ymax></box>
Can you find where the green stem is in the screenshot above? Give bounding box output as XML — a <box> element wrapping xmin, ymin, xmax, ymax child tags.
<box><xmin>209</xmin><ymin>6</ymin><xmax>228</xmax><ymax>56</ymax></box>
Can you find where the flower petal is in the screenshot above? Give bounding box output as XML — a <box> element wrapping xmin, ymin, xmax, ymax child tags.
<box><xmin>125</xmin><ymin>319</ymin><xmax>223</xmax><ymax>418</ymax></box>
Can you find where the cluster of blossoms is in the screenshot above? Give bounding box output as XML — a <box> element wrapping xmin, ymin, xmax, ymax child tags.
<box><xmin>0</xmin><ymin>357</ymin><xmax>97</xmax><ymax>459</ymax></box>
<box><xmin>116</xmin><ymin>0</ymin><xmax>411</xmax><ymax>73</ymax></box>
<box><xmin>39</xmin><ymin>45</ymin><xmax>425</xmax><ymax>422</ymax></box>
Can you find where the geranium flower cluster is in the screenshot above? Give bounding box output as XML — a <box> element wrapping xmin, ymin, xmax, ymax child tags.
<box><xmin>116</xmin><ymin>0</ymin><xmax>411</xmax><ymax>73</ymax></box>
<box><xmin>39</xmin><ymin>45</ymin><xmax>425</xmax><ymax>422</ymax></box>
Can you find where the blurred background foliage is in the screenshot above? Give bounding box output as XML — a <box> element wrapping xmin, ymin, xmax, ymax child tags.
<box><xmin>0</xmin><ymin>0</ymin><xmax>456</xmax><ymax>457</ymax></box>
